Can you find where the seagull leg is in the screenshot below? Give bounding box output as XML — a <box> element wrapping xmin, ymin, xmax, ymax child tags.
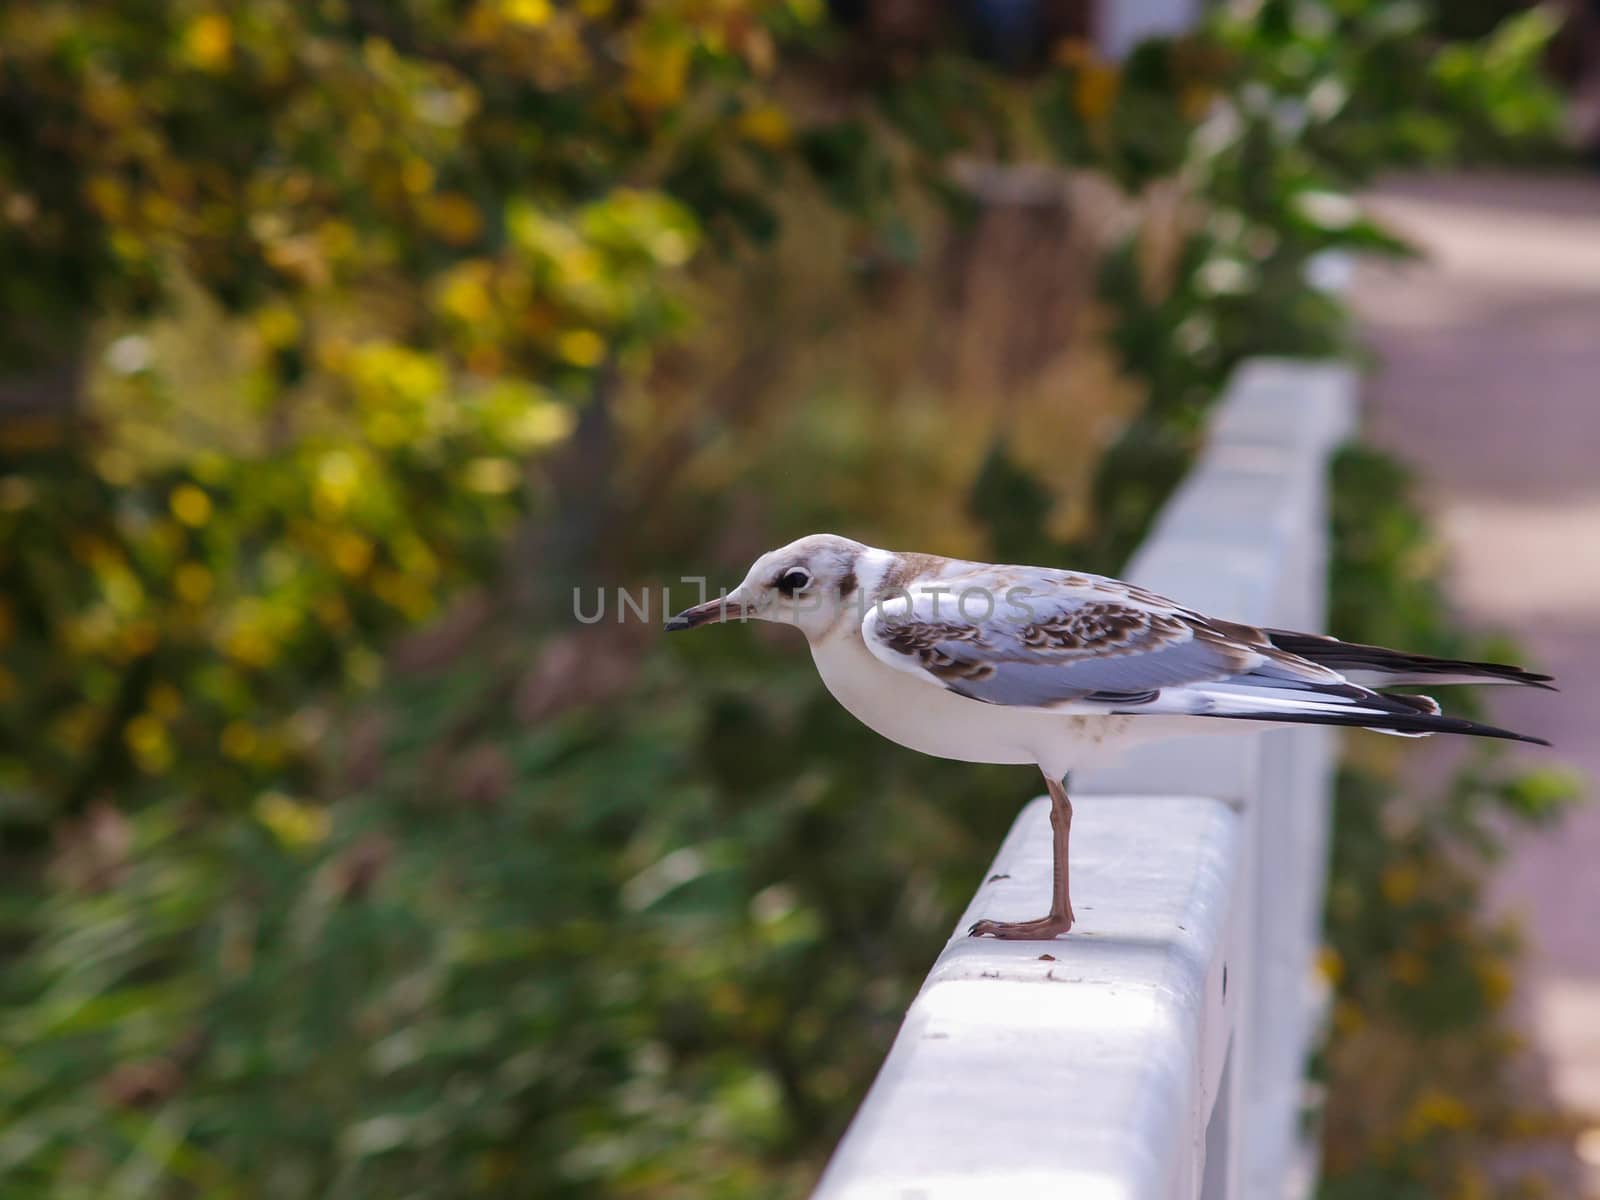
<box><xmin>969</xmin><ymin>772</ymin><xmax>1075</xmax><ymax>940</ymax></box>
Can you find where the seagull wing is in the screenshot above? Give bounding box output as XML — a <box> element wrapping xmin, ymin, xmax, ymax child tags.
<box><xmin>859</xmin><ymin>566</ymin><xmax>1305</xmax><ymax>709</ymax></box>
<box><xmin>859</xmin><ymin>566</ymin><xmax>1548</xmax><ymax>743</ymax></box>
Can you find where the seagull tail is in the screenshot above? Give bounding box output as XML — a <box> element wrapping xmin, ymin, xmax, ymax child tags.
<box><xmin>1191</xmin><ymin>703</ymin><xmax>1551</xmax><ymax>745</ymax></box>
<box><xmin>1117</xmin><ymin>677</ymin><xmax>1550</xmax><ymax>745</ymax></box>
<box><xmin>1144</xmin><ymin>684</ymin><xmax>1552</xmax><ymax>746</ymax></box>
<box><xmin>1262</xmin><ymin>629</ymin><xmax>1556</xmax><ymax>691</ymax></box>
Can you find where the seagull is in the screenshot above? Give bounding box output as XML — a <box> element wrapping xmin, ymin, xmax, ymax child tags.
<box><xmin>666</xmin><ymin>534</ymin><xmax>1552</xmax><ymax>940</ymax></box>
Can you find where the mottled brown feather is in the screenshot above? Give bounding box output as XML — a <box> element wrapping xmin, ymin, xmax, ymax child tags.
<box><xmin>1018</xmin><ymin>604</ymin><xmax>1185</xmax><ymax>655</ymax></box>
<box><xmin>879</xmin><ymin>601</ymin><xmax>1217</xmax><ymax>686</ymax></box>
<box><xmin>878</xmin><ymin>552</ymin><xmax>954</xmax><ymax>595</ymax></box>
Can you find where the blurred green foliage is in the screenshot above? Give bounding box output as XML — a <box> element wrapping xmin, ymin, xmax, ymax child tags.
<box><xmin>2</xmin><ymin>0</ymin><xmax>814</xmax><ymax>833</ymax></box>
<box><xmin>0</xmin><ymin>0</ymin><xmax>1572</xmax><ymax>1195</ymax></box>
<box><xmin>1317</xmin><ymin>446</ymin><xmax>1584</xmax><ymax>1200</ymax></box>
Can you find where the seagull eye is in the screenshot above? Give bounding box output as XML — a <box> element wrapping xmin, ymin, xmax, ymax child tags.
<box><xmin>777</xmin><ymin>567</ymin><xmax>811</xmax><ymax>597</ymax></box>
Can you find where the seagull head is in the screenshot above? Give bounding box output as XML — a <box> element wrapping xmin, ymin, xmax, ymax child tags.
<box><xmin>666</xmin><ymin>533</ymin><xmax>870</xmax><ymax>639</ymax></box>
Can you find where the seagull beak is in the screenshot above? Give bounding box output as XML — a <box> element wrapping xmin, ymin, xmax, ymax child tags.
<box><xmin>665</xmin><ymin>596</ymin><xmax>744</xmax><ymax>632</ymax></box>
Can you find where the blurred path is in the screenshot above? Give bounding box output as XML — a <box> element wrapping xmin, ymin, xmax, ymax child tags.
<box><xmin>1353</xmin><ymin>171</ymin><xmax>1600</xmax><ymax>1187</ymax></box>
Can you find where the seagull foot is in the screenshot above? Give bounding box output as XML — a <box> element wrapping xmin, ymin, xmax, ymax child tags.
<box><xmin>968</xmin><ymin>911</ymin><xmax>1075</xmax><ymax>940</ymax></box>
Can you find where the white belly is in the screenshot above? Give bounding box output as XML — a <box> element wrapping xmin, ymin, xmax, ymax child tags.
<box><xmin>808</xmin><ymin>633</ymin><xmax>1147</xmax><ymax>777</ymax></box>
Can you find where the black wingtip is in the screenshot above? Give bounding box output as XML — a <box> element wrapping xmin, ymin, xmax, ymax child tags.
<box><xmin>1469</xmin><ymin>726</ymin><xmax>1553</xmax><ymax>748</ymax></box>
<box><xmin>1191</xmin><ymin>707</ymin><xmax>1552</xmax><ymax>746</ymax></box>
<box><xmin>1492</xmin><ymin>669</ymin><xmax>1559</xmax><ymax>693</ymax></box>
<box><xmin>1263</xmin><ymin>630</ymin><xmax>1558</xmax><ymax>691</ymax></box>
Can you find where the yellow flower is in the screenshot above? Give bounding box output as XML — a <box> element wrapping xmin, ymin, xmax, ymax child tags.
<box><xmin>102</xmin><ymin>566</ymin><xmax>145</xmax><ymax>616</ymax></box>
<box><xmin>372</xmin><ymin>570</ymin><xmax>433</xmax><ymax>621</ymax></box>
<box><xmin>255</xmin><ymin>304</ymin><xmax>302</xmax><ymax>350</ymax></box>
<box><xmin>86</xmin><ymin>175</ymin><xmax>130</xmax><ymax>222</ymax></box>
<box><xmin>345</xmin><ymin>343</ymin><xmax>445</xmax><ymax>407</ymax></box>
<box><xmin>401</xmin><ymin>158</ymin><xmax>436</xmax><ymax>196</ymax></box>
<box><xmin>463</xmin><ymin>457</ymin><xmax>521</xmax><ymax>495</ymax></box>
<box><xmin>424</xmin><ymin>192</ymin><xmax>483</xmax><ymax>246</ymax></box>
<box><xmin>314</xmin><ymin>450</ymin><xmax>361</xmax><ymax>516</ymax></box>
<box><xmin>124</xmin><ymin>714</ymin><xmax>174</xmax><ymax>773</ymax></box>
<box><xmin>318</xmin><ymin>218</ymin><xmax>358</xmax><ymax>263</ymax></box>
<box><xmin>737</xmin><ymin>104</ymin><xmax>792</xmax><ymax>150</ymax></box>
<box><xmin>255</xmin><ymin>791</ymin><xmax>330</xmax><ymax>851</ymax></box>
<box><xmin>392</xmin><ymin>536</ymin><xmax>439</xmax><ymax>582</ymax></box>
<box><xmin>182</xmin><ymin>14</ymin><xmax>233</xmax><ymax>72</ymax></box>
<box><xmin>554</xmin><ymin>243</ymin><xmax>600</xmax><ymax>285</ymax></box>
<box><xmin>1316</xmin><ymin>946</ymin><xmax>1344</xmax><ymax>987</ymax></box>
<box><xmin>222</xmin><ymin>605</ymin><xmax>277</xmax><ymax>667</ymax></box>
<box><xmin>501</xmin><ymin>0</ymin><xmax>551</xmax><ymax>27</ymax></box>
<box><xmin>625</xmin><ymin>37</ymin><xmax>689</xmax><ymax>113</ymax></box>
<box><xmin>651</xmin><ymin>227</ymin><xmax>693</xmax><ymax>266</ymax></box>
<box><xmin>331</xmin><ymin>531</ymin><xmax>376</xmax><ymax>577</ymax></box>
<box><xmin>506</xmin><ymin>401</ymin><xmax>576</xmax><ymax>450</ymax></box>
<box><xmin>437</xmin><ymin>262</ymin><xmax>496</xmax><ymax>325</ymax></box>
<box><xmin>169</xmin><ymin>484</ymin><xmax>213</xmax><ymax>528</ymax></box>
<box><xmin>175</xmin><ymin>562</ymin><xmax>215</xmax><ymax>605</ymax></box>
<box><xmin>556</xmin><ymin>328</ymin><xmax>605</xmax><ymax>367</ymax></box>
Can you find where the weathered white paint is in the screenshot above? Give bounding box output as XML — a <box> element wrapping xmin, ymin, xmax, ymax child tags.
<box><xmin>813</xmin><ymin>358</ymin><xmax>1358</xmax><ymax>1200</ymax></box>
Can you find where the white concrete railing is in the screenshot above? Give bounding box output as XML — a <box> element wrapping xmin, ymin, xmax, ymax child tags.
<box><xmin>814</xmin><ymin>358</ymin><xmax>1358</xmax><ymax>1200</ymax></box>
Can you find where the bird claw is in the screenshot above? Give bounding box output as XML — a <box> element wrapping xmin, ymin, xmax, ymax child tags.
<box><xmin>968</xmin><ymin>913</ymin><xmax>1075</xmax><ymax>940</ymax></box>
